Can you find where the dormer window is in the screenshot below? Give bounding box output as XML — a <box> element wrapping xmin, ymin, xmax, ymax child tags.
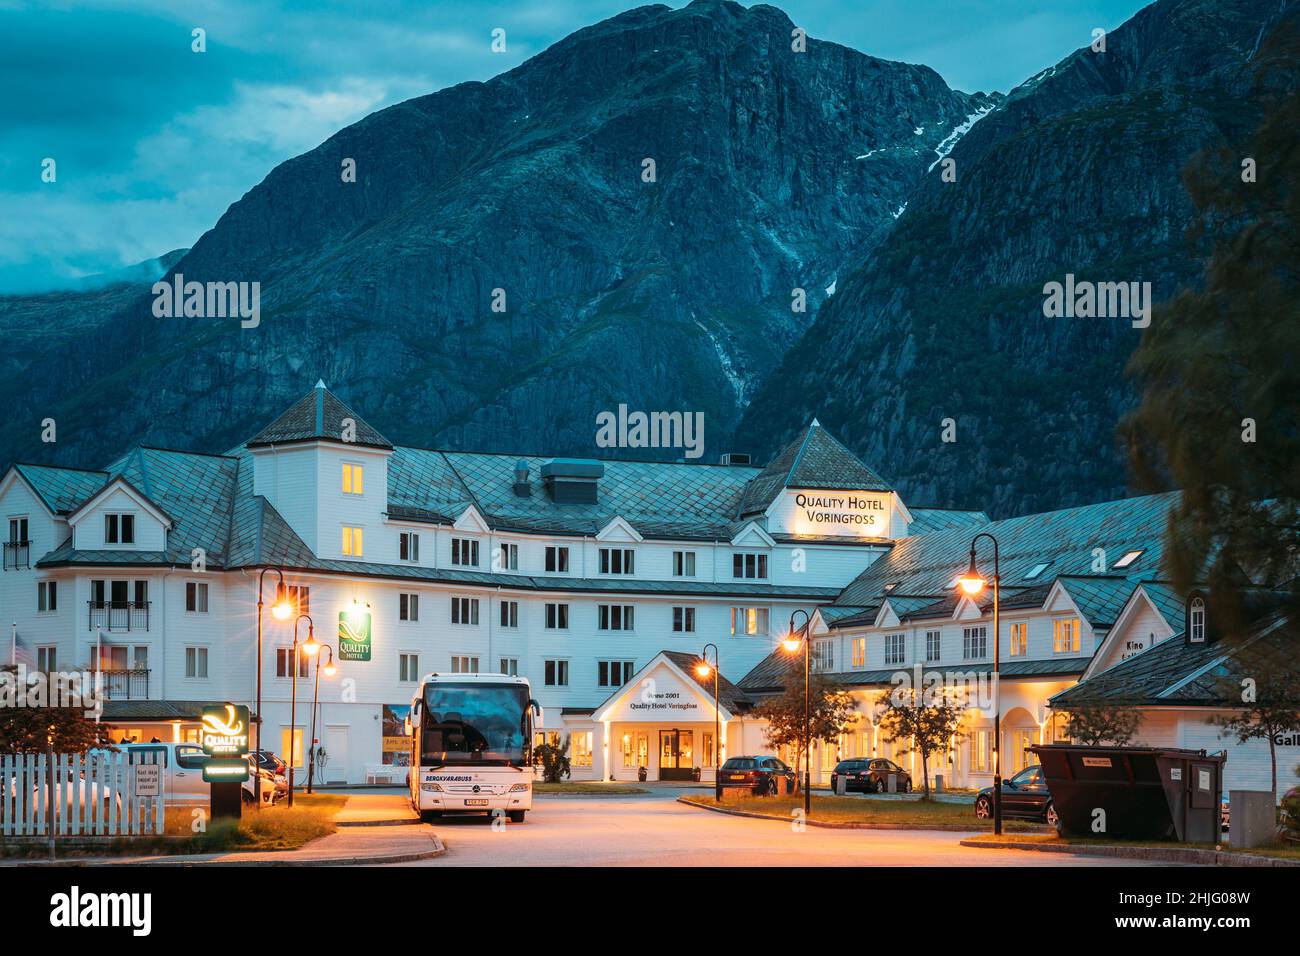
<box><xmin>1113</xmin><ymin>549</ymin><xmax>1144</xmax><ymax>569</ymax></box>
<box><xmin>883</xmin><ymin>582</ymin><xmax>900</xmax><ymax>593</ymax></box>
<box><xmin>1189</xmin><ymin>597</ymin><xmax>1206</xmax><ymax>643</ymax></box>
<box><xmin>733</xmin><ymin>552</ymin><xmax>768</xmax><ymax>579</ymax></box>
<box><xmin>342</xmin><ymin>463</ymin><xmax>364</xmax><ymax>495</ymax></box>
<box><xmin>451</xmin><ymin>538</ymin><xmax>479</xmax><ymax>567</ymax></box>
<box><xmin>599</xmin><ymin>548</ymin><xmax>634</xmax><ymax>575</ymax></box>
<box><xmin>1023</xmin><ymin>562</ymin><xmax>1050</xmax><ymax>580</ymax></box>
<box><xmin>105</xmin><ymin>513</ymin><xmax>135</xmax><ymax>545</ymax></box>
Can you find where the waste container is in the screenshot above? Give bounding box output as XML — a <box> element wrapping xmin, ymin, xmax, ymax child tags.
<box><xmin>1030</xmin><ymin>744</ymin><xmax>1226</xmax><ymax>842</ymax></box>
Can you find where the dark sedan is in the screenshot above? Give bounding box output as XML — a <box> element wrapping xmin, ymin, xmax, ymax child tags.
<box><xmin>720</xmin><ymin>756</ymin><xmax>796</xmax><ymax>795</ymax></box>
<box><xmin>831</xmin><ymin>758</ymin><xmax>912</xmax><ymax>794</ymax></box>
<box><xmin>974</xmin><ymin>764</ymin><xmax>1059</xmax><ymax>829</ymax></box>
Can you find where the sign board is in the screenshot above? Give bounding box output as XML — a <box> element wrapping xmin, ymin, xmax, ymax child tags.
<box><xmin>1170</xmin><ymin>767</ymin><xmax>1182</xmax><ymax>781</ymax></box>
<box><xmin>338</xmin><ymin>608</ymin><xmax>373</xmax><ymax>661</ymax></box>
<box><xmin>134</xmin><ymin>764</ymin><xmax>162</xmax><ymax>797</ymax></box>
<box><xmin>1081</xmin><ymin>756</ymin><xmax>1112</xmax><ymax>768</ymax></box>
<box><xmin>203</xmin><ymin>758</ymin><xmax>250</xmax><ymax>783</ymax></box>
<box><xmin>201</xmin><ymin>703</ymin><xmax>251</xmax><ymax>757</ymax></box>
<box><xmin>769</xmin><ymin>489</ymin><xmax>895</xmax><ymax>538</ymax></box>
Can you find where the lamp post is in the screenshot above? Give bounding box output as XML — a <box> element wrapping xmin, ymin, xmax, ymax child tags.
<box><xmin>288</xmin><ymin>613</ymin><xmax>320</xmax><ymax>808</ymax></box>
<box><xmin>694</xmin><ymin>644</ymin><xmax>721</xmax><ymax>802</ymax></box>
<box><xmin>782</xmin><ymin>609</ymin><xmax>812</xmax><ymax>817</ymax></box>
<box><xmin>957</xmin><ymin>532</ymin><xmax>1002</xmax><ymax>835</ymax></box>
<box><xmin>306</xmin><ymin>645</ymin><xmax>336</xmax><ymax>795</ymax></box>
<box><xmin>255</xmin><ymin>568</ymin><xmax>292</xmax><ymax>807</ymax></box>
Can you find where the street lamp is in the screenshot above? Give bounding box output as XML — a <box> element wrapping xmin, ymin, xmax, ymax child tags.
<box><xmin>781</xmin><ymin>609</ymin><xmax>812</xmax><ymax>817</ymax></box>
<box><xmin>307</xmin><ymin>645</ymin><xmax>336</xmax><ymax>795</ymax></box>
<box><xmin>255</xmin><ymin>568</ymin><xmax>292</xmax><ymax>807</ymax></box>
<box><xmin>956</xmin><ymin>532</ymin><xmax>1003</xmax><ymax>835</ymax></box>
<box><xmin>695</xmin><ymin>643</ymin><xmax>721</xmax><ymax>802</ymax></box>
<box><xmin>288</xmin><ymin>613</ymin><xmax>316</xmax><ymax>808</ymax></box>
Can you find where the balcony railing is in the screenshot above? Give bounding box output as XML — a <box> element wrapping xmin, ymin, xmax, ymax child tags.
<box><xmin>3</xmin><ymin>540</ymin><xmax>30</xmax><ymax>570</ymax></box>
<box><xmin>88</xmin><ymin>668</ymin><xmax>151</xmax><ymax>700</ymax></box>
<box><xmin>87</xmin><ymin>601</ymin><xmax>151</xmax><ymax>632</ymax></box>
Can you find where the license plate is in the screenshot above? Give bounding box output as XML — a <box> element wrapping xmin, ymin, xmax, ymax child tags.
<box><xmin>464</xmin><ymin>799</ymin><xmax>488</xmax><ymax>806</ymax></box>
<box><xmin>728</xmin><ymin>774</ymin><xmax>746</xmax><ymax>781</ymax></box>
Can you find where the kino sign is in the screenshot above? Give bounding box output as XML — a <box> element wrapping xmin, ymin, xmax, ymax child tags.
<box><xmin>201</xmin><ymin>703</ymin><xmax>251</xmax><ymax>757</ymax></box>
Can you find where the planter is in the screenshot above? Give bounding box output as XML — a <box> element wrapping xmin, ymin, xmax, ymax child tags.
<box><xmin>692</xmin><ymin>767</ymin><xmax>702</xmax><ymax>783</ymax></box>
<box><xmin>637</xmin><ymin>766</ymin><xmax>648</xmax><ymax>783</ymax></box>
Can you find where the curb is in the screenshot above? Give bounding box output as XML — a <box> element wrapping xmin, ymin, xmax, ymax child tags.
<box><xmin>336</xmin><ymin>817</ymin><xmax>421</xmax><ymax>827</ymax></box>
<box><xmin>675</xmin><ymin>796</ymin><xmax>1046</xmax><ymax>832</ymax></box>
<box><xmin>4</xmin><ymin>833</ymin><xmax>446</xmax><ymax>868</ymax></box>
<box><xmin>958</xmin><ymin>837</ymin><xmax>1300</xmax><ymax>867</ymax></box>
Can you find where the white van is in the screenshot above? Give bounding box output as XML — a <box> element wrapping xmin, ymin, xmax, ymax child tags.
<box><xmin>109</xmin><ymin>743</ymin><xmax>272</xmax><ymax>807</ymax></box>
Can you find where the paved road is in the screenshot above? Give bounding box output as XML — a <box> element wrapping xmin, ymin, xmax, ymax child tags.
<box><xmin>395</xmin><ymin>790</ymin><xmax>1165</xmax><ymax>867</ymax></box>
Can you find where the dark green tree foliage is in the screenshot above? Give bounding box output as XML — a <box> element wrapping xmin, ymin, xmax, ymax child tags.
<box><xmin>1123</xmin><ymin>18</ymin><xmax>1300</xmax><ymax>633</ymax></box>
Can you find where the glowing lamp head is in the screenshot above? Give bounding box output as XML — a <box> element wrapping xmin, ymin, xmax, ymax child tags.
<box><xmin>957</xmin><ymin>551</ymin><xmax>986</xmax><ymax>596</ymax></box>
<box><xmin>695</xmin><ymin>662</ymin><xmax>712</xmax><ymax>679</ymax></box>
<box><xmin>270</xmin><ymin>583</ymin><xmax>293</xmax><ymax>620</ymax></box>
<box><xmin>303</xmin><ymin>628</ymin><xmax>320</xmax><ymax>656</ymax></box>
<box><xmin>782</xmin><ymin>635</ymin><xmax>803</xmax><ymax>654</ymax></box>
<box><xmin>323</xmin><ymin>661</ymin><xmax>337</xmax><ymax>677</ymax></box>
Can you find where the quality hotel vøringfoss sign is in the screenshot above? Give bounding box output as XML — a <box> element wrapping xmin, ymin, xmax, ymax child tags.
<box><xmin>772</xmin><ymin>489</ymin><xmax>892</xmax><ymax>537</ymax></box>
<box><xmin>339</xmin><ymin>608</ymin><xmax>373</xmax><ymax>662</ymax></box>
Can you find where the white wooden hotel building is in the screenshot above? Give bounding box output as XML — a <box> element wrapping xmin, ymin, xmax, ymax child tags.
<box><xmin>1</xmin><ymin>384</ymin><xmax>1294</xmax><ymax>795</ymax></box>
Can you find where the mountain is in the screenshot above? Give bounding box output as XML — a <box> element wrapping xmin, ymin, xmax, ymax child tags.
<box><xmin>734</xmin><ymin>0</ymin><xmax>1300</xmax><ymax>517</ymax></box>
<box><xmin>0</xmin><ymin>0</ymin><xmax>994</xmax><ymax>469</ymax></box>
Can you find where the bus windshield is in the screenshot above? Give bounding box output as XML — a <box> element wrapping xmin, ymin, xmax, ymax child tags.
<box><xmin>420</xmin><ymin>682</ymin><xmax>530</xmax><ymax>766</ymax></box>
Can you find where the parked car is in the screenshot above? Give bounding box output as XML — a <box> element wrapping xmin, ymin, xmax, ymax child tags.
<box><xmin>249</xmin><ymin>750</ymin><xmax>287</xmax><ymax>777</ymax></box>
<box><xmin>973</xmin><ymin>764</ymin><xmax>1059</xmax><ymax>829</ymax></box>
<box><xmin>831</xmin><ymin>758</ymin><xmax>912</xmax><ymax>794</ymax></box>
<box><xmin>720</xmin><ymin>755</ymin><xmax>797</xmax><ymax>795</ymax></box>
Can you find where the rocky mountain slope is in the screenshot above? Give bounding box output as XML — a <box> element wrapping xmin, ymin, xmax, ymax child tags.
<box><xmin>0</xmin><ymin>0</ymin><xmax>993</xmax><ymax>468</ymax></box>
<box><xmin>734</xmin><ymin>0</ymin><xmax>1300</xmax><ymax>516</ymax></box>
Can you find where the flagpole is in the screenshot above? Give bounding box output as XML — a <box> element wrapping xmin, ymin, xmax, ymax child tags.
<box><xmin>10</xmin><ymin>622</ymin><xmax>15</xmax><ymax>667</ymax></box>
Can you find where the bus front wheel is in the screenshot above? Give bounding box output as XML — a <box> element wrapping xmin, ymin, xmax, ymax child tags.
<box><xmin>508</xmin><ymin>810</ymin><xmax>526</xmax><ymax>823</ymax></box>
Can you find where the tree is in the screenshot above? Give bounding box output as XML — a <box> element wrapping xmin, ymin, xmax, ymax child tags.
<box><xmin>0</xmin><ymin>704</ymin><xmax>114</xmax><ymax>755</ymax></box>
<box><xmin>873</xmin><ymin>687</ymin><xmax>964</xmax><ymax>800</ymax></box>
<box><xmin>750</xmin><ymin>665</ymin><xmax>858</xmax><ymax>793</ymax></box>
<box><xmin>1211</xmin><ymin>648</ymin><xmax>1300</xmax><ymax>801</ymax></box>
<box><xmin>1120</xmin><ymin>25</ymin><xmax>1300</xmax><ymax>633</ymax></box>
<box><xmin>1058</xmin><ymin>703</ymin><xmax>1141</xmax><ymax>747</ymax></box>
<box><xmin>532</xmin><ymin>734</ymin><xmax>571</xmax><ymax>783</ymax></box>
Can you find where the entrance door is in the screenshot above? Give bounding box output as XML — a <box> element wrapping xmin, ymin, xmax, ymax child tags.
<box><xmin>325</xmin><ymin>725</ymin><xmax>349</xmax><ymax>784</ymax></box>
<box><xmin>658</xmin><ymin>729</ymin><xmax>695</xmax><ymax>781</ymax></box>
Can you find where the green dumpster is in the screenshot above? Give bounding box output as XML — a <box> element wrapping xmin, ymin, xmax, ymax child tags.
<box><xmin>1030</xmin><ymin>744</ymin><xmax>1225</xmax><ymax>842</ymax></box>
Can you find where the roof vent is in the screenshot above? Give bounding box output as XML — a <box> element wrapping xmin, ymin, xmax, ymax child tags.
<box><xmin>719</xmin><ymin>452</ymin><xmax>752</xmax><ymax>466</ymax></box>
<box><xmin>540</xmin><ymin>458</ymin><xmax>603</xmax><ymax>504</ymax></box>
<box><xmin>513</xmin><ymin>460</ymin><xmax>531</xmax><ymax>497</ymax></box>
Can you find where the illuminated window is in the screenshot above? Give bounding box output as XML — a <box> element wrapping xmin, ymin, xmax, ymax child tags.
<box><xmin>341</xmin><ymin>463</ymin><xmax>364</xmax><ymax>495</ymax></box>
<box><xmin>281</xmin><ymin>727</ymin><xmax>304</xmax><ymax>769</ymax></box>
<box><xmin>1052</xmin><ymin>618</ymin><xmax>1081</xmax><ymax>654</ymax></box>
<box><xmin>571</xmin><ymin>732</ymin><xmax>593</xmax><ymax>767</ymax></box>
<box><xmin>1189</xmin><ymin>598</ymin><xmax>1206</xmax><ymax>643</ymax></box>
<box><xmin>851</xmin><ymin>637</ymin><xmax>866</xmax><ymax>668</ymax></box>
<box><xmin>1112</xmin><ymin>549</ymin><xmax>1144</xmax><ymax>569</ymax></box>
<box><xmin>1009</xmin><ymin>622</ymin><xmax>1028</xmax><ymax>656</ymax></box>
<box><xmin>342</xmin><ymin>526</ymin><xmax>363</xmax><ymax>556</ymax></box>
<box><xmin>730</xmin><ymin>607</ymin><xmax>768</xmax><ymax>636</ymax></box>
<box><xmin>970</xmin><ymin>730</ymin><xmax>991</xmax><ymax>773</ymax></box>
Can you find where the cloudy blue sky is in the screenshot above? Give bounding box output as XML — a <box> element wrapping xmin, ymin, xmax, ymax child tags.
<box><xmin>0</xmin><ymin>0</ymin><xmax>1150</xmax><ymax>292</ymax></box>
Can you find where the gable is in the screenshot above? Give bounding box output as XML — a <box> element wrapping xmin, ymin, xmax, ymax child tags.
<box><xmin>592</xmin><ymin>654</ymin><xmax>731</xmax><ymax>723</ymax></box>
<box><xmin>1084</xmin><ymin>587</ymin><xmax>1179</xmax><ymax>678</ymax></box>
<box><xmin>452</xmin><ymin>505</ymin><xmax>490</xmax><ymax>534</ymax></box>
<box><xmin>596</xmin><ymin>516</ymin><xmax>644</xmax><ymax>542</ymax></box>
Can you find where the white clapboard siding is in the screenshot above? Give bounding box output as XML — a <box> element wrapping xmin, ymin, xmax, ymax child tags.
<box><xmin>0</xmin><ymin>751</ymin><xmax>164</xmax><ymax>837</ymax></box>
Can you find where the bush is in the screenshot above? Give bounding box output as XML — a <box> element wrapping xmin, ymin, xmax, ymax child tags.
<box><xmin>533</xmin><ymin>735</ymin><xmax>571</xmax><ymax>783</ymax></box>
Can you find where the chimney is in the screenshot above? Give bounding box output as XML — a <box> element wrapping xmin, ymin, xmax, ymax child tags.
<box><xmin>513</xmin><ymin>459</ymin><xmax>531</xmax><ymax>497</ymax></box>
<box><xmin>540</xmin><ymin>459</ymin><xmax>604</xmax><ymax>504</ymax></box>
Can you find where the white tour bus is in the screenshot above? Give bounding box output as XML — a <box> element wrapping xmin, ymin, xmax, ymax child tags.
<box><xmin>407</xmin><ymin>671</ymin><xmax>540</xmax><ymax>822</ymax></box>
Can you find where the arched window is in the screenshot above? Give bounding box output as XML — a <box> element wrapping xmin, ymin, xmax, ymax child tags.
<box><xmin>1190</xmin><ymin>597</ymin><xmax>1206</xmax><ymax>643</ymax></box>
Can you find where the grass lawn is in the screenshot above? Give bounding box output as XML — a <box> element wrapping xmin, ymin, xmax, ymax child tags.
<box><xmin>681</xmin><ymin>792</ymin><xmax>1043</xmax><ymax>830</ymax></box>
<box><xmin>964</xmin><ymin>831</ymin><xmax>1300</xmax><ymax>863</ymax></box>
<box><xmin>534</xmin><ymin>781</ymin><xmax>648</xmax><ymax>795</ymax></box>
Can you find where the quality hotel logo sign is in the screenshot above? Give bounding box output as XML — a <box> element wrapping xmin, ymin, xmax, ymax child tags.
<box><xmin>201</xmin><ymin>704</ymin><xmax>250</xmax><ymax>757</ymax></box>
<box><xmin>774</xmin><ymin>489</ymin><xmax>892</xmax><ymax>537</ymax></box>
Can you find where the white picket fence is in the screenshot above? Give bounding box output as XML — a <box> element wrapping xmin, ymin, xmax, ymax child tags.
<box><xmin>0</xmin><ymin>752</ymin><xmax>164</xmax><ymax>837</ymax></box>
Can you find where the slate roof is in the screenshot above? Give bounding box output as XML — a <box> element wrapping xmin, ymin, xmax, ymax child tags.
<box><xmin>1134</xmin><ymin>581</ymin><xmax>1187</xmax><ymax>629</ymax></box>
<box><xmin>1052</xmin><ymin>611</ymin><xmax>1295</xmax><ymax>709</ymax></box>
<box><xmin>738</xmin><ymin>653</ymin><xmax>1092</xmax><ymax>693</ymax></box>
<box><xmin>835</xmin><ymin>492</ymin><xmax>1179</xmax><ymax>609</ymax></box>
<box><xmin>1054</xmin><ymin>575</ymin><xmax>1136</xmax><ymax>629</ymax></box>
<box><xmin>737</xmin><ymin>421</ymin><xmax>892</xmax><ymax>516</ymax></box>
<box><xmin>908</xmin><ymin>507</ymin><xmax>990</xmax><ymax>536</ymax></box>
<box><xmin>12</xmin><ymin>464</ymin><xmax>109</xmax><ymax>515</ymax></box>
<box><xmin>246</xmin><ymin>383</ymin><xmax>393</xmax><ymax>450</ymax></box>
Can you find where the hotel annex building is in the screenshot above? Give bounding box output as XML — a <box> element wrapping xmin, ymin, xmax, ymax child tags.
<box><xmin>2</xmin><ymin>384</ymin><xmax>1295</xmax><ymax>796</ymax></box>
